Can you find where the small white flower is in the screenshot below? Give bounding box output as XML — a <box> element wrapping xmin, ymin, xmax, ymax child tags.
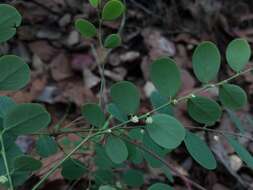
<box><xmin>191</xmin><ymin>94</ymin><xmax>196</xmax><ymax>98</ymax></box>
<box><xmin>172</xmin><ymin>99</ymin><xmax>178</xmax><ymax>104</ymax></box>
<box><xmin>131</xmin><ymin>116</ymin><xmax>139</xmax><ymax>123</ymax></box>
<box><xmin>145</xmin><ymin>116</ymin><xmax>153</xmax><ymax>124</ymax></box>
<box><xmin>107</xmin><ymin>129</ymin><xmax>112</xmax><ymax>133</ymax></box>
<box><xmin>140</xmin><ymin>129</ymin><xmax>145</xmax><ymax>134</ymax></box>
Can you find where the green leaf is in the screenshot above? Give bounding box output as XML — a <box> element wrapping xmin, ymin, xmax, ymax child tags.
<box><xmin>226</xmin><ymin>38</ymin><xmax>251</xmax><ymax>72</ymax></box>
<box><xmin>150</xmin><ymin>91</ymin><xmax>173</xmax><ymax>115</ymax></box>
<box><xmin>150</xmin><ymin>57</ymin><xmax>181</xmax><ymax>97</ymax></box>
<box><xmin>127</xmin><ymin>142</ymin><xmax>143</xmax><ymax>164</ymax></box>
<box><xmin>0</xmin><ymin>4</ymin><xmax>22</xmax><ymax>43</ymax></box>
<box><xmin>107</xmin><ymin>103</ymin><xmax>128</xmax><ymax>122</ymax></box>
<box><xmin>148</xmin><ymin>183</ymin><xmax>174</xmax><ymax>190</ymax></box>
<box><xmin>146</xmin><ymin>114</ymin><xmax>185</xmax><ymax>149</ymax></box>
<box><xmin>192</xmin><ymin>41</ymin><xmax>221</xmax><ymax>83</ymax></box>
<box><xmin>187</xmin><ymin>96</ymin><xmax>221</xmax><ymax>125</ymax></box>
<box><xmin>4</xmin><ymin>103</ymin><xmax>51</xmax><ymax>135</ymax></box>
<box><xmin>89</xmin><ymin>0</ymin><xmax>100</xmax><ymax>8</ymax></box>
<box><xmin>94</xmin><ymin>169</ymin><xmax>114</xmax><ymax>185</ymax></box>
<box><xmin>104</xmin><ymin>34</ymin><xmax>121</xmax><ymax>48</ymax></box>
<box><xmin>75</xmin><ymin>18</ymin><xmax>96</xmax><ymax>38</ymax></box>
<box><xmin>184</xmin><ymin>131</ymin><xmax>217</xmax><ymax>170</ymax></box>
<box><xmin>94</xmin><ymin>145</ymin><xmax>116</xmax><ymax>169</ymax></box>
<box><xmin>99</xmin><ymin>185</ymin><xmax>116</xmax><ymax>190</ymax></box>
<box><xmin>36</xmin><ymin>136</ymin><xmax>58</xmax><ymax>157</ymax></box>
<box><xmin>225</xmin><ymin>135</ymin><xmax>253</xmax><ymax>168</ymax></box>
<box><xmin>61</xmin><ymin>159</ymin><xmax>87</xmax><ymax>180</ymax></box>
<box><xmin>110</xmin><ymin>81</ymin><xmax>140</xmax><ymax>114</ymax></box>
<box><xmin>102</xmin><ymin>0</ymin><xmax>125</xmax><ymax>21</ymax></box>
<box><xmin>122</xmin><ymin>169</ymin><xmax>144</xmax><ymax>187</ymax></box>
<box><xmin>0</xmin><ymin>55</ymin><xmax>30</xmax><ymax>91</ymax></box>
<box><xmin>14</xmin><ymin>155</ymin><xmax>42</xmax><ymax>172</ymax></box>
<box><xmin>82</xmin><ymin>103</ymin><xmax>106</xmax><ymax>127</ymax></box>
<box><xmin>219</xmin><ymin>84</ymin><xmax>247</xmax><ymax>110</ymax></box>
<box><xmin>105</xmin><ymin>135</ymin><xmax>128</xmax><ymax>164</ymax></box>
<box><xmin>0</xmin><ymin>96</ymin><xmax>16</xmax><ymax>118</ymax></box>
<box><xmin>161</xmin><ymin>166</ymin><xmax>174</xmax><ymax>183</ymax></box>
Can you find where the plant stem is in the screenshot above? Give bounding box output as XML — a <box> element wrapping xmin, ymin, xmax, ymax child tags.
<box><xmin>0</xmin><ymin>134</ymin><xmax>14</xmax><ymax>190</ymax></box>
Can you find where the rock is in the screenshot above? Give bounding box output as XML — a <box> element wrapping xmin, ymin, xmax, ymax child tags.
<box><xmin>59</xmin><ymin>14</ymin><xmax>71</xmax><ymax>27</ymax></box>
<box><xmin>143</xmin><ymin>82</ymin><xmax>155</xmax><ymax>97</ymax></box>
<box><xmin>67</xmin><ymin>30</ymin><xmax>79</xmax><ymax>46</ymax></box>
<box><xmin>120</xmin><ymin>51</ymin><xmax>140</xmax><ymax>62</ymax></box>
<box><xmin>212</xmin><ymin>183</ymin><xmax>229</xmax><ymax>190</ymax></box>
<box><xmin>229</xmin><ymin>154</ymin><xmax>242</xmax><ymax>171</ymax></box>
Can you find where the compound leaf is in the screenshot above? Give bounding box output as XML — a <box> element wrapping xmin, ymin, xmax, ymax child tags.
<box><xmin>82</xmin><ymin>103</ymin><xmax>106</xmax><ymax>127</ymax></box>
<box><xmin>219</xmin><ymin>84</ymin><xmax>247</xmax><ymax>110</ymax></box>
<box><xmin>187</xmin><ymin>96</ymin><xmax>221</xmax><ymax>125</ymax></box>
<box><xmin>0</xmin><ymin>55</ymin><xmax>30</xmax><ymax>91</ymax></box>
<box><xmin>4</xmin><ymin>103</ymin><xmax>51</xmax><ymax>135</ymax></box>
<box><xmin>146</xmin><ymin>114</ymin><xmax>185</xmax><ymax>149</ymax></box>
<box><xmin>110</xmin><ymin>81</ymin><xmax>140</xmax><ymax>115</ymax></box>
<box><xmin>105</xmin><ymin>135</ymin><xmax>128</xmax><ymax>164</ymax></box>
<box><xmin>192</xmin><ymin>41</ymin><xmax>221</xmax><ymax>83</ymax></box>
<box><xmin>102</xmin><ymin>0</ymin><xmax>125</xmax><ymax>21</ymax></box>
<box><xmin>226</xmin><ymin>38</ymin><xmax>251</xmax><ymax>72</ymax></box>
<box><xmin>184</xmin><ymin>131</ymin><xmax>217</xmax><ymax>170</ymax></box>
<box><xmin>150</xmin><ymin>57</ymin><xmax>181</xmax><ymax>97</ymax></box>
<box><xmin>75</xmin><ymin>18</ymin><xmax>96</xmax><ymax>38</ymax></box>
<box><xmin>0</xmin><ymin>4</ymin><xmax>22</xmax><ymax>43</ymax></box>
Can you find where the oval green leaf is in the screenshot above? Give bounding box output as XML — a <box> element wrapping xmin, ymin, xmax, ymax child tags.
<box><xmin>61</xmin><ymin>159</ymin><xmax>87</xmax><ymax>180</ymax></box>
<box><xmin>226</xmin><ymin>38</ymin><xmax>251</xmax><ymax>72</ymax></box>
<box><xmin>105</xmin><ymin>135</ymin><xmax>128</xmax><ymax>164</ymax></box>
<box><xmin>148</xmin><ymin>183</ymin><xmax>174</xmax><ymax>190</ymax></box>
<box><xmin>82</xmin><ymin>103</ymin><xmax>105</xmax><ymax>127</ymax></box>
<box><xmin>122</xmin><ymin>169</ymin><xmax>144</xmax><ymax>187</ymax></box>
<box><xmin>99</xmin><ymin>185</ymin><xmax>117</xmax><ymax>190</ymax></box>
<box><xmin>4</xmin><ymin>103</ymin><xmax>51</xmax><ymax>135</ymax></box>
<box><xmin>184</xmin><ymin>131</ymin><xmax>217</xmax><ymax>170</ymax></box>
<box><xmin>146</xmin><ymin>114</ymin><xmax>185</xmax><ymax>149</ymax></box>
<box><xmin>0</xmin><ymin>4</ymin><xmax>22</xmax><ymax>43</ymax></box>
<box><xmin>0</xmin><ymin>55</ymin><xmax>30</xmax><ymax>91</ymax></box>
<box><xmin>14</xmin><ymin>156</ymin><xmax>42</xmax><ymax>172</ymax></box>
<box><xmin>150</xmin><ymin>91</ymin><xmax>173</xmax><ymax>115</ymax></box>
<box><xmin>219</xmin><ymin>84</ymin><xmax>247</xmax><ymax>110</ymax></box>
<box><xmin>107</xmin><ymin>103</ymin><xmax>128</xmax><ymax>122</ymax></box>
<box><xmin>150</xmin><ymin>57</ymin><xmax>181</xmax><ymax>97</ymax></box>
<box><xmin>104</xmin><ymin>34</ymin><xmax>121</xmax><ymax>48</ymax></box>
<box><xmin>192</xmin><ymin>41</ymin><xmax>221</xmax><ymax>83</ymax></box>
<box><xmin>187</xmin><ymin>96</ymin><xmax>221</xmax><ymax>125</ymax></box>
<box><xmin>36</xmin><ymin>136</ymin><xmax>58</xmax><ymax>157</ymax></box>
<box><xmin>110</xmin><ymin>81</ymin><xmax>140</xmax><ymax>114</ymax></box>
<box><xmin>75</xmin><ymin>18</ymin><xmax>96</xmax><ymax>38</ymax></box>
<box><xmin>0</xmin><ymin>96</ymin><xmax>16</xmax><ymax>118</ymax></box>
<box><xmin>102</xmin><ymin>0</ymin><xmax>125</xmax><ymax>21</ymax></box>
<box><xmin>225</xmin><ymin>135</ymin><xmax>253</xmax><ymax>168</ymax></box>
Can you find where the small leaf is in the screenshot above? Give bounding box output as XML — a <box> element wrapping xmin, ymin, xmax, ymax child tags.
<box><xmin>105</xmin><ymin>135</ymin><xmax>128</xmax><ymax>164</ymax></box>
<box><xmin>99</xmin><ymin>185</ymin><xmax>117</xmax><ymax>190</ymax></box>
<box><xmin>0</xmin><ymin>4</ymin><xmax>22</xmax><ymax>43</ymax></box>
<box><xmin>82</xmin><ymin>103</ymin><xmax>106</xmax><ymax>127</ymax></box>
<box><xmin>107</xmin><ymin>103</ymin><xmax>128</xmax><ymax>122</ymax></box>
<box><xmin>94</xmin><ymin>169</ymin><xmax>114</xmax><ymax>185</ymax></box>
<box><xmin>89</xmin><ymin>0</ymin><xmax>100</xmax><ymax>8</ymax></box>
<box><xmin>127</xmin><ymin>143</ymin><xmax>143</xmax><ymax>164</ymax></box>
<box><xmin>14</xmin><ymin>156</ymin><xmax>42</xmax><ymax>172</ymax></box>
<box><xmin>146</xmin><ymin>114</ymin><xmax>185</xmax><ymax>149</ymax></box>
<box><xmin>61</xmin><ymin>159</ymin><xmax>87</xmax><ymax>180</ymax></box>
<box><xmin>187</xmin><ymin>96</ymin><xmax>221</xmax><ymax>125</ymax></box>
<box><xmin>102</xmin><ymin>0</ymin><xmax>125</xmax><ymax>21</ymax></box>
<box><xmin>184</xmin><ymin>131</ymin><xmax>217</xmax><ymax>170</ymax></box>
<box><xmin>161</xmin><ymin>166</ymin><xmax>174</xmax><ymax>183</ymax></box>
<box><xmin>219</xmin><ymin>84</ymin><xmax>247</xmax><ymax>110</ymax></box>
<box><xmin>150</xmin><ymin>91</ymin><xmax>173</xmax><ymax>115</ymax></box>
<box><xmin>226</xmin><ymin>109</ymin><xmax>245</xmax><ymax>133</ymax></box>
<box><xmin>4</xmin><ymin>103</ymin><xmax>51</xmax><ymax>135</ymax></box>
<box><xmin>75</xmin><ymin>18</ymin><xmax>96</xmax><ymax>38</ymax></box>
<box><xmin>0</xmin><ymin>96</ymin><xmax>16</xmax><ymax>118</ymax></box>
<box><xmin>104</xmin><ymin>34</ymin><xmax>121</xmax><ymax>48</ymax></box>
<box><xmin>225</xmin><ymin>135</ymin><xmax>253</xmax><ymax>168</ymax></box>
<box><xmin>148</xmin><ymin>183</ymin><xmax>174</xmax><ymax>190</ymax></box>
<box><xmin>122</xmin><ymin>169</ymin><xmax>144</xmax><ymax>187</ymax></box>
<box><xmin>0</xmin><ymin>55</ymin><xmax>30</xmax><ymax>91</ymax></box>
<box><xmin>192</xmin><ymin>41</ymin><xmax>221</xmax><ymax>83</ymax></box>
<box><xmin>36</xmin><ymin>136</ymin><xmax>58</xmax><ymax>157</ymax></box>
<box><xmin>110</xmin><ymin>81</ymin><xmax>140</xmax><ymax>114</ymax></box>
<box><xmin>226</xmin><ymin>38</ymin><xmax>251</xmax><ymax>72</ymax></box>
<box><xmin>150</xmin><ymin>57</ymin><xmax>181</xmax><ymax>97</ymax></box>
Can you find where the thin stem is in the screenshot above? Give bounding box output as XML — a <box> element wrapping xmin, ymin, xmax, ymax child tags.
<box><xmin>0</xmin><ymin>135</ymin><xmax>14</xmax><ymax>190</ymax></box>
